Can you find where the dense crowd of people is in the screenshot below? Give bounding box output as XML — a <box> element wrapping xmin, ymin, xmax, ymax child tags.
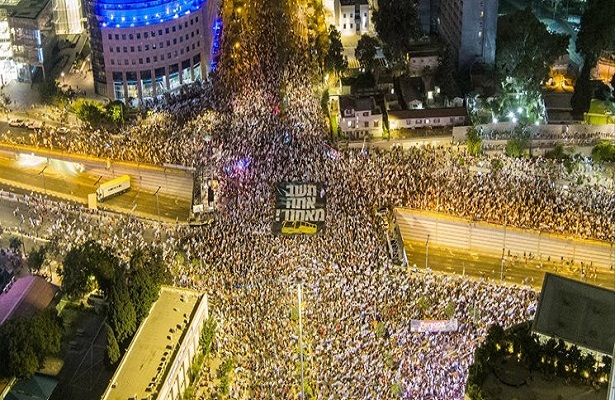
<box><xmin>1</xmin><ymin>0</ymin><xmax>614</xmax><ymax>398</ymax></box>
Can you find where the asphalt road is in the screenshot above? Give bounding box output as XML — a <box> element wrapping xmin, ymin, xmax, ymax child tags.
<box><xmin>0</xmin><ymin>153</ymin><xmax>191</xmax><ymax>221</ymax></box>
<box><xmin>404</xmin><ymin>239</ymin><xmax>615</xmax><ymax>290</ymax></box>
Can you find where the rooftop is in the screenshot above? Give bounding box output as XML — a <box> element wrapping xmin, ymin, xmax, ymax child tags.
<box><xmin>388</xmin><ymin>107</ymin><xmax>468</xmax><ymax>119</ymax></box>
<box><xmin>533</xmin><ymin>273</ymin><xmax>615</xmax><ymax>355</ymax></box>
<box><xmin>103</xmin><ymin>286</ymin><xmax>202</xmax><ymax>400</ymax></box>
<box><xmin>339</xmin><ymin>96</ymin><xmax>382</xmax><ymax>115</ymax></box>
<box><xmin>0</xmin><ymin>275</ymin><xmax>59</xmax><ymax>325</ymax></box>
<box><xmin>7</xmin><ymin>0</ymin><xmax>49</xmax><ymax>19</ymax></box>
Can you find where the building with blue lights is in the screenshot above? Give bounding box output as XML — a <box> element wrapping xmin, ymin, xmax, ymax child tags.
<box><xmin>85</xmin><ymin>0</ymin><xmax>217</xmax><ymax>103</ymax></box>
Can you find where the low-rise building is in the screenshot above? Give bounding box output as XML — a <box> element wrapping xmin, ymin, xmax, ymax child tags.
<box><xmin>335</xmin><ymin>0</ymin><xmax>370</xmax><ymax>36</ymax></box>
<box><xmin>338</xmin><ymin>95</ymin><xmax>383</xmax><ymax>138</ymax></box>
<box><xmin>388</xmin><ymin>107</ymin><xmax>467</xmax><ymax>130</ymax></box>
<box><xmin>102</xmin><ymin>286</ymin><xmax>209</xmax><ymax>400</ymax></box>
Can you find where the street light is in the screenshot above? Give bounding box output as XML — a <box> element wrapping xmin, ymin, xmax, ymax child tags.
<box><xmin>153</xmin><ymin>186</ymin><xmax>161</xmax><ymax>222</ymax></box>
<box><xmin>501</xmin><ymin>255</ymin><xmax>506</xmax><ymax>281</ymax></box>
<box><xmin>297</xmin><ymin>282</ymin><xmax>305</xmax><ymax>400</ymax></box>
<box><xmin>60</xmin><ymin>72</ymin><xmax>65</xmax><ymax>85</ymax></box>
<box><xmin>38</xmin><ymin>165</ymin><xmax>48</xmax><ymax>195</ymax></box>
<box><xmin>425</xmin><ymin>234</ymin><xmax>430</xmax><ymax>269</ymax></box>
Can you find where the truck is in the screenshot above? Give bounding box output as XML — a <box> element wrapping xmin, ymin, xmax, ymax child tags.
<box><xmin>96</xmin><ymin>175</ymin><xmax>131</xmax><ymax>202</ymax></box>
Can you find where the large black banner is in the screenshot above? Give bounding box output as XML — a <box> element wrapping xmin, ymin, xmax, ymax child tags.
<box><xmin>272</xmin><ymin>182</ymin><xmax>326</xmax><ymax>235</ymax></box>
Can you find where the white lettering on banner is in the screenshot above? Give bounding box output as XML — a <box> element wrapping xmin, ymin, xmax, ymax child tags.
<box><xmin>410</xmin><ymin>319</ymin><xmax>459</xmax><ymax>333</ymax></box>
<box><xmin>284</xmin><ymin>197</ymin><xmax>316</xmax><ymax>209</ymax></box>
<box><xmin>286</xmin><ymin>184</ymin><xmax>317</xmax><ymax>197</ymax></box>
<box><xmin>277</xmin><ymin>209</ymin><xmax>326</xmax><ymax>222</ymax></box>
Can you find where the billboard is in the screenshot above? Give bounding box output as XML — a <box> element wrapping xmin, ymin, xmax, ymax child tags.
<box><xmin>272</xmin><ymin>182</ymin><xmax>326</xmax><ymax>236</ymax></box>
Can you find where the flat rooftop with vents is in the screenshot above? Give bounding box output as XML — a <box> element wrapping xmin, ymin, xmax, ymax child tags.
<box><xmin>102</xmin><ymin>286</ymin><xmax>208</xmax><ymax>400</ymax></box>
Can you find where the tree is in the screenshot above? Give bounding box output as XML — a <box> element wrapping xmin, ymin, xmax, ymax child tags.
<box><xmin>324</xmin><ymin>25</ymin><xmax>347</xmax><ymax>77</ymax></box>
<box><xmin>38</xmin><ymin>78</ymin><xmax>67</xmax><ymax>107</ymax></box>
<box><xmin>0</xmin><ymin>309</ymin><xmax>63</xmax><ymax>379</ymax></box>
<box><xmin>107</xmin><ymin>278</ymin><xmax>137</xmax><ymax>346</ymax></box>
<box><xmin>571</xmin><ymin>66</ymin><xmax>593</xmax><ymax>116</ymax></box>
<box><xmin>435</xmin><ymin>47</ymin><xmax>461</xmax><ymax>98</ymax></box>
<box><xmin>200</xmin><ymin>316</ymin><xmax>217</xmax><ymax>356</ymax></box>
<box><xmin>8</xmin><ymin>236</ymin><xmax>23</xmax><ymax>254</ymax></box>
<box><xmin>372</xmin><ymin>0</ymin><xmax>422</xmax><ymax>63</ymax></box>
<box><xmin>61</xmin><ymin>241</ymin><xmax>119</xmax><ymax>298</ymax></box>
<box><xmin>591</xmin><ymin>141</ymin><xmax>615</xmax><ymax>162</ymax></box>
<box><xmin>576</xmin><ymin>0</ymin><xmax>615</xmax><ymax>68</ymax></box>
<box><xmin>0</xmin><ymin>92</ymin><xmax>11</xmax><ymax>118</ymax></box>
<box><xmin>60</xmin><ymin>243</ymin><xmax>95</xmax><ymax>299</ymax></box>
<box><xmin>466</xmin><ymin>126</ymin><xmax>483</xmax><ymax>156</ymax></box>
<box><xmin>496</xmin><ymin>8</ymin><xmax>569</xmax><ymax>93</ymax></box>
<box><xmin>106</xmin><ymin>101</ymin><xmax>125</xmax><ymax>127</ymax></box>
<box><xmin>128</xmin><ymin>247</ymin><xmax>164</xmax><ymax>323</ymax></box>
<box><xmin>105</xmin><ymin>323</ymin><xmax>121</xmax><ymax>366</ymax></box>
<box><xmin>27</xmin><ymin>245</ymin><xmax>47</xmax><ymax>272</ymax></box>
<box><xmin>355</xmin><ymin>35</ymin><xmax>379</xmax><ymax>72</ymax></box>
<box><xmin>73</xmin><ymin>99</ymin><xmax>106</xmax><ymax>126</ymax></box>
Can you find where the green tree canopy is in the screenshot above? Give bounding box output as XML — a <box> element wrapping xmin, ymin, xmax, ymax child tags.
<box><xmin>372</xmin><ymin>0</ymin><xmax>422</xmax><ymax>62</ymax></box>
<box><xmin>107</xmin><ymin>277</ymin><xmax>137</xmax><ymax>346</ymax></box>
<box><xmin>60</xmin><ymin>240</ymin><xmax>118</xmax><ymax>299</ymax></box>
<box><xmin>105</xmin><ymin>323</ymin><xmax>121</xmax><ymax>366</ymax></box>
<box><xmin>466</xmin><ymin>126</ymin><xmax>483</xmax><ymax>156</ymax></box>
<box><xmin>8</xmin><ymin>236</ymin><xmax>23</xmax><ymax>254</ymax></box>
<box><xmin>128</xmin><ymin>247</ymin><xmax>164</xmax><ymax>323</ymax></box>
<box><xmin>435</xmin><ymin>47</ymin><xmax>461</xmax><ymax>98</ymax></box>
<box><xmin>496</xmin><ymin>8</ymin><xmax>569</xmax><ymax>93</ymax></box>
<box><xmin>355</xmin><ymin>35</ymin><xmax>380</xmax><ymax>72</ymax></box>
<box><xmin>576</xmin><ymin>0</ymin><xmax>615</xmax><ymax>67</ymax></box>
<box><xmin>27</xmin><ymin>245</ymin><xmax>47</xmax><ymax>272</ymax></box>
<box><xmin>591</xmin><ymin>141</ymin><xmax>615</xmax><ymax>163</ymax></box>
<box><xmin>324</xmin><ymin>25</ymin><xmax>347</xmax><ymax>76</ymax></box>
<box><xmin>0</xmin><ymin>309</ymin><xmax>63</xmax><ymax>378</ymax></box>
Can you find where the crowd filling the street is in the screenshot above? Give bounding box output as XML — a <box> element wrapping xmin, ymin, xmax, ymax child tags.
<box><xmin>1</xmin><ymin>0</ymin><xmax>614</xmax><ymax>399</ymax></box>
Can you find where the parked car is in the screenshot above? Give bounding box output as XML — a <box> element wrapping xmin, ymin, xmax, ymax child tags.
<box><xmin>8</xmin><ymin>119</ymin><xmax>24</xmax><ymax>127</ymax></box>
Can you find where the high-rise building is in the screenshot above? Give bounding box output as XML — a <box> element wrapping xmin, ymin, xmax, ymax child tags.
<box><xmin>85</xmin><ymin>0</ymin><xmax>217</xmax><ymax>103</ymax></box>
<box><xmin>425</xmin><ymin>0</ymin><xmax>498</xmax><ymax>72</ymax></box>
<box><xmin>52</xmin><ymin>0</ymin><xmax>83</xmax><ymax>34</ymax></box>
<box><xmin>3</xmin><ymin>0</ymin><xmax>57</xmax><ymax>82</ymax></box>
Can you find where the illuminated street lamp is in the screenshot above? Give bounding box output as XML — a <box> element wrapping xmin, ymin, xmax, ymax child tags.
<box><xmin>38</xmin><ymin>165</ymin><xmax>48</xmax><ymax>195</ymax></box>
<box><xmin>297</xmin><ymin>282</ymin><xmax>305</xmax><ymax>400</ymax></box>
<box><xmin>61</xmin><ymin>72</ymin><xmax>65</xmax><ymax>85</ymax></box>
<box><xmin>153</xmin><ymin>186</ymin><xmax>161</xmax><ymax>222</ymax></box>
<box><xmin>425</xmin><ymin>234</ymin><xmax>430</xmax><ymax>269</ymax></box>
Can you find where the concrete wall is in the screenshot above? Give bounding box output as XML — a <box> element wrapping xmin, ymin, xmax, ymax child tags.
<box><xmin>396</xmin><ymin>209</ymin><xmax>615</xmax><ymax>269</ymax></box>
<box><xmin>452</xmin><ymin>123</ymin><xmax>615</xmax><ymax>143</ymax></box>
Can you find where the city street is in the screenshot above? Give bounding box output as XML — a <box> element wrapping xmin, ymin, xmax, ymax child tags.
<box><xmin>0</xmin><ymin>153</ymin><xmax>191</xmax><ymax>221</ymax></box>
<box><xmin>404</xmin><ymin>239</ymin><xmax>615</xmax><ymax>290</ymax></box>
